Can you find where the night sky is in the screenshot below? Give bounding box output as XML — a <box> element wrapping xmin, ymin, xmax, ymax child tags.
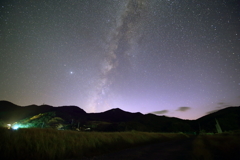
<box><xmin>1</xmin><ymin>0</ymin><xmax>240</xmax><ymax>120</ymax></box>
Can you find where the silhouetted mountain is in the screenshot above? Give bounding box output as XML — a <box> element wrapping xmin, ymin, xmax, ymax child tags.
<box><xmin>88</xmin><ymin>108</ymin><xmax>143</xmax><ymax>122</ymax></box>
<box><xmin>0</xmin><ymin>100</ymin><xmax>239</xmax><ymax>133</ymax></box>
<box><xmin>0</xmin><ymin>101</ymin><xmax>86</xmax><ymax>123</ymax></box>
<box><xmin>0</xmin><ymin>101</ymin><xmax>26</xmax><ymax>123</ymax></box>
<box><xmin>196</xmin><ymin>106</ymin><xmax>240</xmax><ymax>132</ymax></box>
<box><xmin>0</xmin><ymin>100</ymin><xmax>19</xmax><ymax>110</ymax></box>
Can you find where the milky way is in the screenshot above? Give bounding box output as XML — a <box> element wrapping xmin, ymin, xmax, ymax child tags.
<box><xmin>89</xmin><ymin>0</ymin><xmax>149</xmax><ymax>112</ymax></box>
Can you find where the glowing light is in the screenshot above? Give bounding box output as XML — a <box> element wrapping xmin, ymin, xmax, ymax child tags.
<box><xmin>7</xmin><ymin>124</ymin><xmax>11</xmax><ymax>129</ymax></box>
<box><xmin>12</xmin><ymin>124</ymin><xmax>20</xmax><ymax>130</ymax></box>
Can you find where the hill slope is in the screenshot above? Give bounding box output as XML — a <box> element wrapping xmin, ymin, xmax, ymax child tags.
<box><xmin>0</xmin><ymin>101</ymin><xmax>239</xmax><ymax>133</ymax></box>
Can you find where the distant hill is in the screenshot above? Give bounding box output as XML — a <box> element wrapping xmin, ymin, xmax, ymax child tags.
<box><xmin>0</xmin><ymin>100</ymin><xmax>239</xmax><ymax>133</ymax></box>
<box><xmin>196</xmin><ymin>107</ymin><xmax>240</xmax><ymax>132</ymax></box>
<box><xmin>88</xmin><ymin>108</ymin><xmax>143</xmax><ymax>122</ymax></box>
<box><xmin>0</xmin><ymin>101</ymin><xmax>86</xmax><ymax>124</ymax></box>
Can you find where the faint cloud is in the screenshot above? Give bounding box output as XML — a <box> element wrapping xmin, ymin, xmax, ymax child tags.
<box><xmin>151</xmin><ymin>110</ymin><xmax>168</xmax><ymax>115</ymax></box>
<box><xmin>206</xmin><ymin>110</ymin><xmax>218</xmax><ymax>115</ymax></box>
<box><xmin>177</xmin><ymin>107</ymin><xmax>191</xmax><ymax>112</ymax></box>
<box><xmin>217</xmin><ymin>102</ymin><xmax>229</xmax><ymax>109</ymax></box>
<box><xmin>206</xmin><ymin>102</ymin><xmax>232</xmax><ymax>115</ymax></box>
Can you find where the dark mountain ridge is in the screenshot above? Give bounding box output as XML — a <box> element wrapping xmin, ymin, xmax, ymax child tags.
<box><xmin>197</xmin><ymin>106</ymin><xmax>240</xmax><ymax>132</ymax></box>
<box><xmin>88</xmin><ymin>108</ymin><xmax>143</xmax><ymax>122</ymax></box>
<box><xmin>0</xmin><ymin>101</ymin><xmax>86</xmax><ymax>123</ymax></box>
<box><xmin>0</xmin><ymin>100</ymin><xmax>239</xmax><ymax>133</ymax></box>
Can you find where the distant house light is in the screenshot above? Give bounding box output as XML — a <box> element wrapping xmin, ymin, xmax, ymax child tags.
<box><xmin>7</xmin><ymin>124</ymin><xmax>11</xmax><ymax>129</ymax></box>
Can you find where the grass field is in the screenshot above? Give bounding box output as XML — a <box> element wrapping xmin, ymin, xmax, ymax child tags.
<box><xmin>192</xmin><ymin>133</ymin><xmax>240</xmax><ymax>160</ymax></box>
<box><xmin>0</xmin><ymin>127</ymin><xmax>189</xmax><ymax>160</ymax></box>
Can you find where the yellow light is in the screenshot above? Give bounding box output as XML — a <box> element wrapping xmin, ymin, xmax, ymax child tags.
<box><xmin>7</xmin><ymin>124</ymin><xmax>11</xmax><ymax>129</ymax></box>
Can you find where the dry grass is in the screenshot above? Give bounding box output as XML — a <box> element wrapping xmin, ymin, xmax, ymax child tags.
<box><xmin>191</xmin><ymin>133</ymin><xmax>240</xmax><ymax>160</ymax></box>
<box><xmin>0</xmin><ymin>127</ymin><xmax>189</xmax><ymax>160</ymax></box>
<box><xmin>191</xmin><ymin>136</ymin><xmax>213</xmax><ymax>160</ymax></box>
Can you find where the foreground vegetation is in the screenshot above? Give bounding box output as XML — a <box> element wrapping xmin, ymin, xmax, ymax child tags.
<box><xmin>0</xmin><ymin>127</ymin><xmax>189</xmax><ymax>160</ymax></box>
<box><xmin>192</xmin><ymin>133</ymin><xmax>240</xmax><ymax>159</ymax></box>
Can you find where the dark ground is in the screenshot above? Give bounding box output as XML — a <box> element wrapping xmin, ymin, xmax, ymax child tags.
<box><xmin>79</xmin><ymin>137</ymin><xmax>195</xmax><ymax>160</ymax></box>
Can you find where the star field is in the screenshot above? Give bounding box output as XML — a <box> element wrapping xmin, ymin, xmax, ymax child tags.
<box><xmin>0</xmin><ymin>0</ymin><xmax>239</xmax><ymax>119</ymax></box>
